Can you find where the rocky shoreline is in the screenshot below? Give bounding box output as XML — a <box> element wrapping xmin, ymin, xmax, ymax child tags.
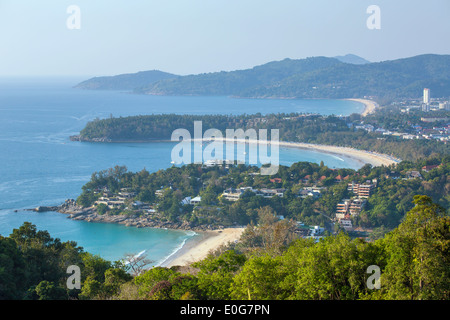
<box><xmin>69</xmin><ymin>135</ymin><xmax>112</xmax><ymax>143</ymax></box>
<box><xmin>69</xmin><ymin>135</ymin><xmax>171</xmax><ymax>143</ymax></box>
<box><xmin>26</xmin><ymin>199</ymin><xmax>223</xmax><ymax>232</ymax></box>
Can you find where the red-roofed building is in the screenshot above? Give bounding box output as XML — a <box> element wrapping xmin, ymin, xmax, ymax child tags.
<box><xmin>422</xmin><ymin>164</ymin><xmax>440</xmax><ymax>172</ymax></box>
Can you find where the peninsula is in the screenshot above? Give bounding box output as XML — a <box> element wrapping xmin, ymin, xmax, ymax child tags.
<box><xmin>39</xmin><ymin>151</ymin><xmax>448</xmax><ymax>268</ymax></box>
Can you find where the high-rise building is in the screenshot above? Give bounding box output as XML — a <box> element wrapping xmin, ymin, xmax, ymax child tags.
<box><xmin>423</xmin><ymin>88</ymin><xmax>430</xmax><ymax>104</ymax></box>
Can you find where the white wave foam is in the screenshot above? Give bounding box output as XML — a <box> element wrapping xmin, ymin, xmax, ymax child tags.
<box><xmin>331</xmin><ymin>155</ymin><xmax>345</xmax><ymax>162</ymax></box>
<box><xmin>155</xmin><ymin>233</ymin><xmax>196</xmax><ymax>267</ymax></box>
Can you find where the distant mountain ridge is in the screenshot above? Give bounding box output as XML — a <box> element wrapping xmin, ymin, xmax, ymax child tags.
<box><xmin>333</xmin><ymin>54</ymin><xmax>371</xmax><ymax>65</ymax></box>
<box><xmin>75</xmin><ymin>54</ymin><xmax>450</xmax><ymax>102</ymax></box>
<box><xmin>75</xmin><ymin>70</ymin><xmax>178</xmax><ymax>90</ymax></box>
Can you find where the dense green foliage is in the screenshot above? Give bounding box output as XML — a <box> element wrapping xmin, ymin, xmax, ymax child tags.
<box><xmin>2</xmin><ymin>195</ymin><xmax>447</xmax><ymax>300</ymax></box>
<box><xmin>75</xmin><ymin>55</ymin><xmax>450</xmax><ymax>102</ymax></box>
<box><xmin>100</xmin><ymin>196</ymin><xmax>450</xmax><ymax>301</ymax></box>
<box><xmin>133</xmin><ymin>54</ymin><xmax>450</xmax><ymax>101</ymax></box>
<box><xmin>79</xmin><ymin>114</ymin><xmax>246</xmax><ymax>141</ymax></box>
<box><xmin>76</xmin><ymin>154</ymin><xmax>449</xmax><ymax>232</ymax></box>
<box><xmin>355</xmin><ymin>158</ymin><xmax>449</xmax><ymax>230</ymax></box>
<box><xmin>77</xmin><ymin>112</ymin><xmax>449</xmax><ymax>161</ymax></box>
<box><xmin>0</xmin><ymin>222</ymin><xmax>130</xmax><ymax>300</ymax></box>
<box><xmin>362</xmin><ymin>107</ymin><xmax>449</xmax><ymax>132</ymax></box>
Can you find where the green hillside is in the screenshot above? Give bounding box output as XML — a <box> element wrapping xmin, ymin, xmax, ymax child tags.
<box><xmin>75</xmin><ymin>54</ymin><xmax>450</xmax><ymax>102</ymax></box>
<box><xmin>138</xmin><ymin>54</ymin><xmax>450</xmax><ymax>101</ymax></box>
<box><xmin>75</xmin><ymin>70</ymin><xmax>178</xmax><ymax>90</ymax></box>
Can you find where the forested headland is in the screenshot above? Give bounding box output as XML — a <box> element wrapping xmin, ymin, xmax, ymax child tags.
<box><xmin>72</xmin><ymin>110</ymin><xmax>449</xmax><ymax>161</ymax></box>
<box><xmin>76</xmin><ymin>54</ymin><xmax>450</xmax><ymax>103</ymax></box>
<box><xmin>74</xmin><ymin>152</ymin><xmax>448</xmax><ymax>231</ymax></box>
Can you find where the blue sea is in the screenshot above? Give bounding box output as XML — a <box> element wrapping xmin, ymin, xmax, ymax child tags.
<box><xmin>0</xmin><ymin>77</ymin><xmax>364</xmax><ymax>264</ymax></box>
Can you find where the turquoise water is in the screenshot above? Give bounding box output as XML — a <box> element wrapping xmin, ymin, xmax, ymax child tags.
<box><xmin>0</xmin><ymin>78</ymin><xmax>364</xmax><ymax>263</ymax></box>
<box><xmin>0</xmin><ymin>210</ymin><xmax>193</xmax><ymax>266</ymax></box>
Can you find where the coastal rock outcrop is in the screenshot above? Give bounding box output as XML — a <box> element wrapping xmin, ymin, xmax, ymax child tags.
<box><xmin>60</xmin><ymin>206</ymin><xmax>221</xmax><ymax>231</ymax></box>
<box><xmin>69</xmin><ymin>135</ymin><xmax>111</xmax><ymax>142</ymax></box>
<box><xmin>26</xmin><ymin>199</ymin><xmax>224</xmax><ymax>232</ymax></box>
<box><xmin>27</xmin><ymin>199</ymin><xmax>93</xmax><ymax>215</ymax></box>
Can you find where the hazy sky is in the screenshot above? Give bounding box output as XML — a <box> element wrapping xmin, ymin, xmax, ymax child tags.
<box><xmin>0</xmin><ymin>0</ymin><xmax>449</xmax><ymax>77</ymax></box>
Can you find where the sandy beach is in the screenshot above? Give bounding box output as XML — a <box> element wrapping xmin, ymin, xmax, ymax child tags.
<box><xmin>345</xmin><ymin>98</ymin><xmax>379</xmax><ymax>116</ymax></box>
<box><xmin>278</xmin><ymin>141</ymin><xmax>399</xmax><ymax>167</ymax></box>
<box><xmin>162</xmin><ymin>227</ymin><xmax>245</xmax><ymax>267</ymax></box>
<box><xmin>190</xmin><ymin>138</ymin><xmax>400</xmax><ymax>167</ymax></box>
<box><xmin>164</xmin><ymin>101</ymin><xmax>397</xmax><ymax>267</ymax></box>
<box><xmin>161</xmin><ymin>138</ymin><xmax>398</xmax><ymax>267</ymax></box>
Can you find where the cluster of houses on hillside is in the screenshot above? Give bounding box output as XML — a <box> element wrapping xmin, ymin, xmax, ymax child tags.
<box><xmin>220</xmin><ymin>185</ymin><xmax>324</xmax><ymax>202</ymax></box>
<box><xmin>94</xmin><ymin>188</ymin><xmax>158</xmax><ymax>213</ymax></box>
<box><xmin>95</xmin><ymin>188</ymin><xmax>137</xmax><ymax>209</ymax></box>
<box><xmin>335</xmin><ymin>179</ymin><xmax>378</xmax><ymax>232</ymax></box>
<box><xmin>350</xmin><ymin>119</ymin><xmax>449</xmax><ymax>143</ymax></box>
<box><xmin>384</xmin><ymin>164</ymin><xmax>442</xmax><ymax>181</ymax></box>
<box><xmin>221</xmin><ymin>187</ymin><xmax>286</xmax><ymax>202</ymax></box>
<box><xmin>94</xmin><ymin>181</ymin><xmax>325</xmax><ymax>215</ymax></box>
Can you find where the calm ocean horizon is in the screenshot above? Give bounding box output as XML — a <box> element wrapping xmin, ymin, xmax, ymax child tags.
<box><xmin>0</xmin><ymin>77</ymin><xmax>365</xmax><ymax>264</ymax></box>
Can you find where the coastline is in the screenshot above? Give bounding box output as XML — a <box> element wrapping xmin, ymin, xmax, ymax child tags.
<box><xmin>277</xmin><ymin>141</ymin><xmax>399</xmax><ymax>167</ymax></box>
<box><xmin>39</xmin><ymin>201</ymin><xmax>244</xmax><ymax>268</ymax></box>
<box><xmin>160</xmin><ymin>227</ymin><xmax>245</xmax><ymax>267</ymax></box>
<box><xmin>72</xmin><ymin>136</ymin><xmax>399</xmax><ymax>167</ymax></box>
<box><xmin>344</xmin><ymin>98</ymin><xmax>378</xmax><ymax>116</ymax></box>
<box><xmin>64</xmin><ymin>99</ymin><xmax>395</xmax><ymax>267</ymax></box>
<box><xmin>189</xmin><ymin>138</ymin><xmax>400</xmax><ymax>167</ymax></box>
